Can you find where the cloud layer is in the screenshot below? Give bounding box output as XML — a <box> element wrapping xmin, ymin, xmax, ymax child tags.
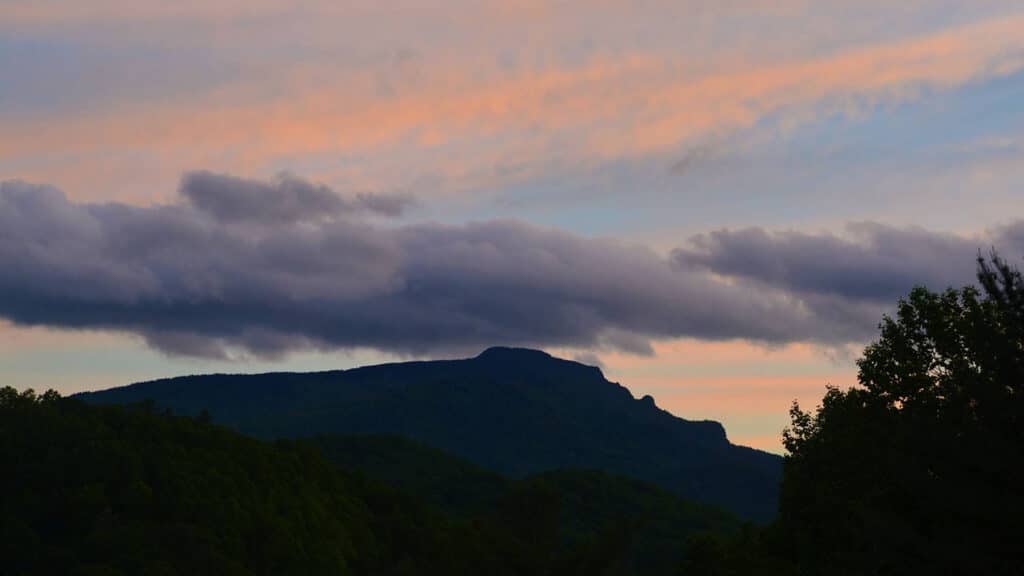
<box><xmin>674</xmin><ymin>223</ymin><xmax>1019</xmax><ymax>303</ymax></box>
<box><xmin>2</xmin><ymin>174</ymin><xmax>1020</xmax><ymax>359</ymax></box>
<box><xmin>675</xmin><ymin>222</ymin><xmax>1024</xmax><ymax>342</ymax></box>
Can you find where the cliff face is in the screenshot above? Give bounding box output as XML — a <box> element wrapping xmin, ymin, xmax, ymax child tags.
<box><xmin>78</xmin><ymin>347</ymin><xmax>781</xmax><ymax>520</ymax></box>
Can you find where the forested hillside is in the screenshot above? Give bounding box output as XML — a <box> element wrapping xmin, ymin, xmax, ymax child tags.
<box><xmin>1</xmin><ymin>388</ymin><xmax>740</xmax><ymax>576</ymax></box>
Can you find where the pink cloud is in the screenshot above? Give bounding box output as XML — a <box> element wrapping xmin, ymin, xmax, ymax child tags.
<box><xmin>4</xmin><ymin>12</ymin><xmax>1023</xmax><ymax>202</ymax></box>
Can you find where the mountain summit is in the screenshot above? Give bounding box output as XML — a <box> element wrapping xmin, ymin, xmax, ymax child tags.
<box><xmin>78</xmin><ymin>347</ymin><xmax>781</xmax><ymax>520</ymax></box>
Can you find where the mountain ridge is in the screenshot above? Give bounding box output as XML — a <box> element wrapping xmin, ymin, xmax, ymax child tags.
<box><xmin>77</xmin><ymin>347</ymin><xmax>781</xmax><ymax>520</ymax></box>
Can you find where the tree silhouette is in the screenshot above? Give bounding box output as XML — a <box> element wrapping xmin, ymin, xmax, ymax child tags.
<box><xmin>780</xmin><ymin>253</ymin><xmax>1024</xmax><ymax>575</ymax></box>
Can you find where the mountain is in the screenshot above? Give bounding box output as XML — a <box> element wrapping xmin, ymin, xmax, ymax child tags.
<box><xmin>78</xmin><ymin>347</ymin><xmax>782</xmax><ymax>520</ymax></box>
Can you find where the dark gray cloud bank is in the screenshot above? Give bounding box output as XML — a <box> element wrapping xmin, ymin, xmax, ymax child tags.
<box><xmin>1</xmin><ymin>172</ymin><xmax>1021</xmax><ymax>359</ymax></box>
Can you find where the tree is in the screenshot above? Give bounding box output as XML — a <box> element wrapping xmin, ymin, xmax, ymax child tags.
<box><xmin>780</xmin><ymin>254</ymin><xmax>1024</xmax><ymax>575</ymax></box>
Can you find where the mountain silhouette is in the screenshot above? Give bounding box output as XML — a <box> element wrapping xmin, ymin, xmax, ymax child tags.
<box><xmin>78</xmin><ymin>347</ymin><xmax>781</xmax><ymax>520</ymax></box>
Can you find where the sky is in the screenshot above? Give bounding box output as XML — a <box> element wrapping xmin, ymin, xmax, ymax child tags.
<box><xmin>2</xmin><ymin>1</ymin><xmax>1023</xmax><ymax>452</ymax></box>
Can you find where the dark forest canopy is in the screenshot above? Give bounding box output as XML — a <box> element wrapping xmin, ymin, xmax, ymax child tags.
<box><xmin>0</xmin><ymin>388</ymin><xmax>740</xmax><ymax>576</ymax></box>
<box><xmin>688</xmin><ymin>254</ymin><xmax>1024</xmax><ymax>575</ymax></box>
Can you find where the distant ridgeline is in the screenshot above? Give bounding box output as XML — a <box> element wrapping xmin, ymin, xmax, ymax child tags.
<box><xmin>78</xmin><ymin>347</ymin><xmax>781</xmax><ymax>520</ymax></box>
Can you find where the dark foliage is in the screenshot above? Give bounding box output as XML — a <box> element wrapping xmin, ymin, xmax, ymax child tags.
<box><xmin>313</xmin><ymin>435</ymin><xmax>741</xmax><ymax>575</ymax></box>
<box><xmin>686</xmin><ymin>254</ymin><xmax>1024</xmax><ymax>575</ymax></box>
<box><xmin>1</xmin><ymin>390</ymin><xmax>739</xmax><ymax>575</ymax></box>
<box><xmin>77</xmin><ymin>347</ymin><xmax>781</xmax><ymax>520</ymax></box>
<box><xmin>309</xmin><ymin>434</ymin><xmax>509</xmax><ymax>515</ymax></box>
<box><xmin>777</xmin><ymin>254</ymin><xmax>1024</xmax><ymax>574</ymax></box>
<box><xmin>1</xmin><ymin>389</ymin><xmax>370</xmax><ymax>575</ymax></box>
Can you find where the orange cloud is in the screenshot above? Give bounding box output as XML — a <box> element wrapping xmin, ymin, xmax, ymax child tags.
<box><xmin>3</xmin><ymin>12</ymin><xmax>1023</xmax><ymax>201</ymax></box>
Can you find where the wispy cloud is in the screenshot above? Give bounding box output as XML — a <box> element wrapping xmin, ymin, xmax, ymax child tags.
<box><xmin>4</xmin><ymin>9</ymin><xmax>1023</xmax><ymax>204</ymax></box>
